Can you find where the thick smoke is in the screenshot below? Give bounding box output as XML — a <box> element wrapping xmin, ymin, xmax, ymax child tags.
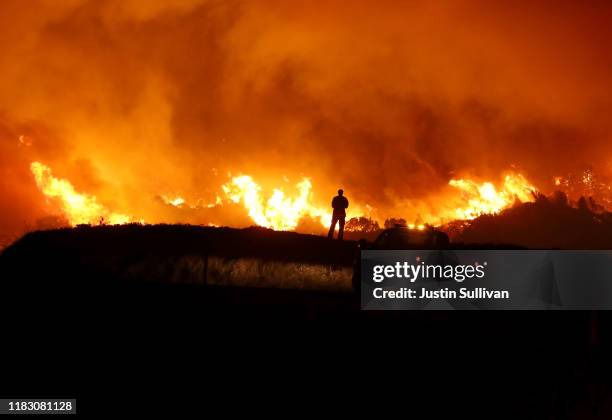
<box><xmin>1</xmin><ymin>0</ymin><xmax>612</xmax><ymax>239</ymax></box>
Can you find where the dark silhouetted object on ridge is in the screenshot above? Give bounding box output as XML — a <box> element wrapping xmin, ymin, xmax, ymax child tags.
<box><xmin>328</xmin><ymin>189</ymin><xmax>349</xmax><ymax>240</ymax></box>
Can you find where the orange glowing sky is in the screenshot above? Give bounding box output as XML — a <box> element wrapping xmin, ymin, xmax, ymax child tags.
<box><xmin>1</xmin><ymin>0</ymin><xmax>611</xmax><ymax>240</ymax></box>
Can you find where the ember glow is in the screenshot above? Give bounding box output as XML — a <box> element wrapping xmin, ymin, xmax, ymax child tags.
<box><xmin>552</xmin><ymin>169</ymin><xmax>612</xmax><ymax>210</ymax></box>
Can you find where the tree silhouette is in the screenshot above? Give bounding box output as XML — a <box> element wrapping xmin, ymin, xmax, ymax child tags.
<box><xmin>384</xmin><ymin>218</ymin><xmax>406</xmax><ymax>229</ymax></box>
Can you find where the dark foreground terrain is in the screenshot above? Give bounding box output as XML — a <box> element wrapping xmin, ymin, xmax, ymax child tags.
<box><xmin>1</xmin><ymin>224</ymin><xmax>611</xmax><ymax>417</ymax></box>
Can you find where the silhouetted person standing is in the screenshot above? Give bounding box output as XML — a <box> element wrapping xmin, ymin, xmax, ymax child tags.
<box><xmin>328</xmin><ymin>189</ymin><xmax>349</xmax><ymax>240</ymax></box>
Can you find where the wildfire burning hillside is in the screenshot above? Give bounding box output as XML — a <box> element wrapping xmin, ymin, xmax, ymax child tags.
<box><xmin>29</xmin><ymin>160</ymin><xmax>538</xmax><ymax>232</ymax></box>
<box><xmin>1</xmin><ymin>2</ymin><xmax>612</xmax><ymax>247</ymax></box>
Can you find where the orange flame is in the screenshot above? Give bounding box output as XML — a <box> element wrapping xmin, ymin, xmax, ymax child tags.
<box><xmin>448</xmin><ymin>173</ymin><xmax>536</xmax><ymax>220</ymax></box>
<box><xmin>30</xmin><ymin>161</ymin><xmax>537</xmax><ymax>232</ymax></box>
<box><xmin>161</xmin><ymin>195</ymin><xmax>185</xmax><ymax>207</ymax></box>
<box><xmin>31</xmin><ymin>162</ymin><xmax>131</xmax><ymax>225</ymax></box>
<box><xmin>221</xmin><ymin>175</ymin><xmax>332</xmax><ymax>230</ymax></box>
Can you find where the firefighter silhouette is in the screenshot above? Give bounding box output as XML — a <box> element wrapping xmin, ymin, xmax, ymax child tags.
<box><xmin>328</xmin><ymin>189</ymin><xmax>349</xmax><ymax>240</ymax></box>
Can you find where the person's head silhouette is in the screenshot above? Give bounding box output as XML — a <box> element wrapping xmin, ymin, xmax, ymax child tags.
<box><xmin>338</xmin><ymin>189</ymin><xmax>344</xmax><ymax>196</ymax></box>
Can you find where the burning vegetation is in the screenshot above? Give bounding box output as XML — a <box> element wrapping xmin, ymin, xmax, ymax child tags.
<box><xmin>447</xmin><ymin>174</ymin><xmax>536</xmax><ymax>220</ymax></box>
<box><xmin>221</xmin><ymin>175</ymin><xmax>331</xmax><ymax>231</ymax></box>
<box><xmin>553</xmin><ymin>168</ymin><xmax>612</xmax><ymax>212</ymax></box>
<box><xmin>30</xmin><ymin>162</ymin><xmax>132</xmax><ymax>226</ymax></box>
<box><xmin>26</xmin><ymin>156</ymin><xmax>612</xmax><ymax>248</ymax></box>
<box><xmin>29</xmin><ymin>159</ymin><xmax>544</xmax><ymax>234</ymax></box>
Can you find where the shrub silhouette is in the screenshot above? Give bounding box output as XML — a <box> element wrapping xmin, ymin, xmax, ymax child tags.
<box><xmin>384</xmin><ymin>218</ymin><xmax>407</xmax><ymax>228</ymax></box>
<box><xmin>452</xmin><ymin>193</ymin><xmax>612</xmax><ymax>249</ymax></box>
<box><xmin>345</xmin><ymin>217</ymin><xmax>379</xmax><ymax>233</ymax></box>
